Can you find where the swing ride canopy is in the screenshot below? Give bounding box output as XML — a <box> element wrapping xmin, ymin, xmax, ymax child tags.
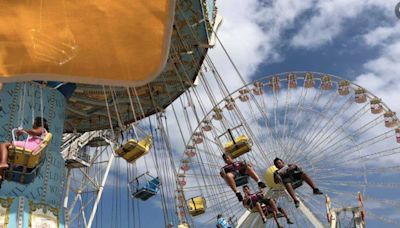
<box><xmin>0</xmin><ymin>0</ymin><xmax>218</xmax><ymax>132</ymax></box>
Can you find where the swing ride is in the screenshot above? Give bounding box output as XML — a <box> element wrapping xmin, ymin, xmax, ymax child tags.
<box><xmin>0</xmin><ymin>0</ymin><xmax>400</xmax><ymax>228</ymax></box>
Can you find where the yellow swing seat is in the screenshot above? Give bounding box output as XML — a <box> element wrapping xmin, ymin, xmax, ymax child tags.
<box><xmin>177</xmin><ymin>223</ymin><xmax>189</xmax><ymax>228</ymax></box>
<box><xmin>224</xmin><ymin>135</ymin><xmax>251</xmax><ymax>159</ymax></box>
<box><xmin>8</xmin><ymin>133</ymin><xmax>53</xmax><ymax>169</ymax></box>
<box><xmin>187</xmin><ymin>196</ymin><xmax>206</xmax><ymax>216</ymax></box>
<box><xmin>115</xmin><ymin>135</ymin><xmax>152</xmax><ymax>163</ymax></box>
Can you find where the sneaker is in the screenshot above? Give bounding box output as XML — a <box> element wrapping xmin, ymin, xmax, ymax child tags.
<box><xmin>313</xmin><ymin>188</ymin><xmax>323</xmax><ymax>195</ymax></box>
<box><xmin>287</xmin><ymin>218</ymin><xmax>294</xmax><ymax>224</ymax></box>
<box><xmin>236</xmin><ymin>192</ymin><xmax>243</xmax><ymax>202</ymax></box>
<box><xmin>294</xmin><ymin>200</ymin><xmax>300</xmax><ymax>208</ymax></box>
<box><xmin>258</xmin><ymin>181</ymin><xmax>266</xmax><ymax>188</ymax></box>
<box><xmin>262</xmin><ymin>217</ymin><xmax>267</xmax><ymax>224</ymax></box>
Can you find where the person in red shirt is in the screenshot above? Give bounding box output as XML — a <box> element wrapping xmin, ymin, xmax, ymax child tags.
<box><xmin>220</xmin><ymin>154</ymin><xmax>266</xmax><ymax>202</ymax></box>
<box><xmin>242</xmin><ymin>185</ymin><xmax>294</xmax><ymax>227</ymax></box>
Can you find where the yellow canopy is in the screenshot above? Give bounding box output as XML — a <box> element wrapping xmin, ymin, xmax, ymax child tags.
<box><xmin>0</xmin><ymin>0</ymin><xmax>175</xmax><ymax>86</ymax></box>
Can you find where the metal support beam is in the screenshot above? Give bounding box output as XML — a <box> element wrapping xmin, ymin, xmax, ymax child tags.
<box><xmin>297</xmin><ymin>200</ymin><xmax>325</xmax><ymax>228</ymax></box>
<box><xmin>86</xmin><ymin>152</ymin><xmax>115</xmax><ymax>228</ymax></box>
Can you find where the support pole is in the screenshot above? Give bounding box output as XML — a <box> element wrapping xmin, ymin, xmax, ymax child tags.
<box><xmin>86</xmin><ymin>152</ymin><xmax>115</xmax><ymax>228</ymax></box>
<box><xmin>63</xmin><ymin>168</ymin><xmax>72</xmax><ymax>209</ymax></box>
<box><xmin>63</xmin><ymin>168</ymin><xmax>72</xmax><ymax>228</ymax></box>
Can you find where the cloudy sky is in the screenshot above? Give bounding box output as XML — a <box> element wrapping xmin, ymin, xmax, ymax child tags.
<box><xmin>211</xmin><ymin>0</ymin><xmax>400</xmax><ymax>113</ymax></box>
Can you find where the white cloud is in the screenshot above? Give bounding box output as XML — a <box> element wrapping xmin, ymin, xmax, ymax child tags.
<box><xmin>355</xmin><ymin>23</ymin><xmax>400</xmax><ymax>112</ymax></box>
<box><xmin>209</xmin><ymin>0</ymin><xmax>316</xmax><ymax>83</ymax></box>
<box><xmin>291</xmin><ymin>0</ymin><xmax>395</xmax><ymax>48</ymax></box>
<box><xmin>363</xmin><ymin>23</ymin><xmax>400</xmax><ymax>47</ymax></box>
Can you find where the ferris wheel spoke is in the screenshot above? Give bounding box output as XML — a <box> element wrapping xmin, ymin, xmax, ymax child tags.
<box><xmin>280</xmin><ymin>85</ymin><xmax>292</xmax><ymax>147</ymax></box>
<box><xmin>320</xmin><ymin>180</ymin><xmax>400</xmax><ymax>189</ymax></box>
<box><xmin>283</xmin><ymin>86</ymin><xmax>309</xmax><ymax>149</ymax></box>
<box><xmin>289</xmin><ymin>92</ymin><xmax>343</xmax><ymax>161</ymax></box>
<box><xmin>294</xmin><ymin>92</ymin><xmax>340</xmax><ymax>153</ymax></box>
<box><xmin>285</xmin><ymin>87</ymin><xmax>323</xmax><ymax>158</ymax></box>
<box><xmin>307</xmin><ymin>118</ymin><xmax>385</xmax><ymax>164</ymax></box>
<box><xmin>282</xmin><ymin>86</ymin><xmax>314</xmax><ymax>151</ymax></box>
<box><xmin>299</xmin><ymin>95</ymin><xmax>355</xmax><ymax>157</ymax></box>
<box><xmin>289</xmin><ymin>86</ymin><xmax>322</xmax><ymax>152</ymax></box>
<box><xmin>305</xmin><ymin>103</ymin><xmax>371</xmax><ymax>159</ymax></box>
<box><xmin>252</xmin><ymin>92</ymin><xmax>286</xmax><ymax>156</ymax></box>
<box><xmin>312</xmin><ymin>129</ymin><xmax>394</xmax><ymax>165</ymax></box>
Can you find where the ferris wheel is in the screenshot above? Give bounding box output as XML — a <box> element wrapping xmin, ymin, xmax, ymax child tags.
<box><xmin>177</xmin><ymin>72</ymin><xmax>400</xmax><ymax>228</ymax></box>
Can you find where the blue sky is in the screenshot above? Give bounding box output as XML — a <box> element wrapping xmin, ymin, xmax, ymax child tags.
<box><xmin>88</xmin><ymin>1</ymin><xmax>400</xmax><ymax>227</ymax></box>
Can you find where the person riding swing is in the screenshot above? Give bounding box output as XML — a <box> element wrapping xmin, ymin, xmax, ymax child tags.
<box><xmin>242</xmin><ymin>185</ymin><xmax>293</xmax><ymax>227</ymax></box>
<box><xmin>273</xmin><ymin>157</ymin><xmax>323</xmax><ymax>208</ymax></box>
<box><xmin>220</xmin><ymin>154</ymin><xmax>266</xmax><ymax>202</ymax></box>
<box><xmin>0</xmin><ymin>117</ymin><xmax>49</xmax><ymax>180</ymax></box>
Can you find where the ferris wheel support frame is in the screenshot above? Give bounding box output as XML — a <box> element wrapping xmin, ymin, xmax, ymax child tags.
<box><xmin>86</xmin><ymin>142</ymin><xmax>115</xmax><ymax>228</ymax></box>
<box><xmin>62</xmin><ymin>132</ymin><xmax>116</xmax><ymax>228</ymax></box>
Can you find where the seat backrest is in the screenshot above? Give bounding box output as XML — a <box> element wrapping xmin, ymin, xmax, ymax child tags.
<box><xmin>139</xmin><ymin>135</ymin><xmax>152</xmax><ymax>148</ymax></box>
<box><xmin>32</xmin><ymin>133</ymin><xmax>53</xmax><ymax>155</ymax></box>
<box><xmin>235</xmin><ymin>174</ymin><xmax>249</xmax><ymax>187</ymax></box>
<box><xmin>146</xmin><ymin>177</ymin><xmax>160</xmax><ymax>192</ymax></box>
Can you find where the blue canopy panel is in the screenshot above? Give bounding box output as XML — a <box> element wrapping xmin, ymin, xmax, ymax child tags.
<box><xmin>35</xmin><ymin>81</ymin><xmax>77</xmax><ymax>99</ymax></box>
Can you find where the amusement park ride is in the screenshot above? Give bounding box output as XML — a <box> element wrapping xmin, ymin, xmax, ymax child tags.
<box><xmin>0</xmin><ymin>0</ymin><xmax>400</xmax><ymax>228</ymax></box>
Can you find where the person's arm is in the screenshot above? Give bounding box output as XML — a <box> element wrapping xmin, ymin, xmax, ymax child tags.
<box><xmin>242</xmin><ymin>198</ymin><xmax>250</xmax><ymax>209</ymax></box>
<box><xmin>277</xmin><ymin>165</ymin><xmax>289</xmax><ymax>175</ymax></box>
<box><xmin>217</xmin><ymin>224</ymin><xmax>222</xmax><ymax>228</ymax></box>
<box><xmin>24</xmin><ymin>127</ymin><xmax>44</xmax><ymax>137</ymax></box>
<box><xmin>220</xmin><ymin>166</ymin><xmax>227</xmax><ymax>178</ymax></box>
<box><xmin>288</xmin><ymin>164</ymin><xmax>298</xmax><ymax>170</ymax></box>
<box><xmin>274</xmin><ymin>171</ymin><xmax>282</xmax><ymax>184</ymax></box>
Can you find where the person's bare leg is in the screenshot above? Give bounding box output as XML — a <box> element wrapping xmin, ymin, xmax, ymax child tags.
<box><xmin>0</xmin><ymin>143</ymin><xmax>10</xmax><ymax>167</ymax></box>
<box><xmin>279</xmin><ymin>208</ymin><xmax>289</xmax><ymax>220</ymax></box>
<box><xmin>245</xmin><ymin>165</ymin><xmax>260</xmax><ymax>182</ymax></box>
<box><xmin>285</xmin><ymin>183</ymin><xmax>298</xmax><ymax>204</ymax></box>
<box><xmin>301</xmin><ymin>173</ymin><xmax>317</xmax><ymax>190</ymax></box>
<box><xmin>0</xmin><ymin>142</ymin><xmax>11</xmax><ymax>180</ymax></box>
<box><xmin>224</xmin><ymin>172</ymin><xmax>238</xmax><ymax>193</ymax></box>
<box><xmin>272</xmin><ymin>211</ymin><xmax>282</xmax><ymax>228</ymax></box>
<box><xmin>254</xmin><ymin>202</ymin><xmax>266</xmax><ymax>221</ymax></box>
<box><xmin>279</xmin><ymin>208</ymin><xmax>294</xmax><ymax>224</ymax></box>
<box><xmin>268</xmin><ymin>199</ymin><xmax>282</xmax><ymax>227</ymax></box>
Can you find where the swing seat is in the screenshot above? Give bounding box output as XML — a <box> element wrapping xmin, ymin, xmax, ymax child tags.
<box><xmin>133</xmin><ymin>188</ymin><xmax>157</xmax><ymax>201</ymax></box>
<box><xmin>133</xmin><ymin>177</ymin><xmax>160</xmax><ymax>201</ymax></box>
<box><xmin>4</xmin><ymin>160</ymin><xmax>43</xmax><ymax>184</ymax></box>
<box><xmin>187</xmin><ymin>196</ymin><xmax>206</xmax><ymax>216</ymax></box>
<box><xmin>177</xmin><ymin>223</ymin><xmax>189</xmax><ymax>228</ymax></box>
<box><xmin>8</xmin><ymin>133</ymin><xmax>52</xmax><ymax>169</ymax></box>
<box><xmin>224</xmin><ymin>135</ymin><xmax>251</xmax><ymax>159</ymax></box>
<box><xmin>235</xmin><ymin>174</ymin><xmax>249</xmax><ymax>187</ymax></box>
<box><xmin>291</xmin><ymin>179</ymin><xmax>303</xmax><ymax>189</ymax></box>
<box><xmin>115</xmin><ymin>135</ymin><xmax>152</xmax><ymax>163</ymax></box>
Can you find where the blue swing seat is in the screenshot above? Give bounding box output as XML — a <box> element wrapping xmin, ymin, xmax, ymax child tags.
<box><xmin>133</xmin><ymin>177</ymin><xmax>160</xmax><ymax>201</ymax></box>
